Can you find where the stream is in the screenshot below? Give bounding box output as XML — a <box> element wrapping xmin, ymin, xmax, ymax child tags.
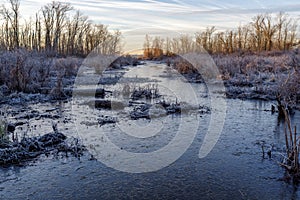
<box><xmin>0</xmin><ymin>61</ymin><xmax>300</xmax><ymax>199</ymax></box>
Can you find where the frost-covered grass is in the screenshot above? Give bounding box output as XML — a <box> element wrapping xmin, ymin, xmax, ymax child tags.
<box><xmin>212</xmin><ymin>50</ymin><xmax>300</xmax><ymax>105</ymax></box>
<box><xmin>0</xmin><ymin>49</ymin><xmax>299</xmax><ymax>107</ymax></box>
<box><xmin>213</xmin><ymin>50</ymin><xmax>299</xmax><ymax>78</ymax></box>
<box><xmin>168</xmin><ymin>49</ymin><xmax>300</xmax><ymax>107</ymax></box>
<box><xmin>0</xmin><ymin>49</ymin><xmax>83</xmax><ymax>99</ymax></box>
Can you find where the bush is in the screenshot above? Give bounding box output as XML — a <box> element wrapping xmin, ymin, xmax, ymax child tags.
<box><xmin>172</xmin><ymin>56</ymin><xmax>197</xmax><ymax>74</ymax></box>
<box><xmin>277</xmin><ymin>69</ymin><xmax>300</xmax><ymax>107</ymax></box>
<box><xmin>54</xmin><ymin>57</ymin><xmax>82</xmax><ymax>77</ymax></box>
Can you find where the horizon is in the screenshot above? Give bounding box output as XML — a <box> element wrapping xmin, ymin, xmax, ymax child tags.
<box><xmin>5</xmin><ymin>0</ymin><xmax>300</xmax><ymax>52</ymax></box>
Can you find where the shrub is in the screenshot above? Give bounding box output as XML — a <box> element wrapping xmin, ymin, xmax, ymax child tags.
<box><xmin>277</xmin><ymin>69</ymin><xmax>300</xmax><ymax>107</ymax></box>
<box><xmin>54</xmin><ymin>57</ymin><xmax>82</xmax><ymax>77</ymax></box>
<box><xmin>172</xmin><ymin>56</ymin><xmax>197</xmax><ymax>74</ymax></box>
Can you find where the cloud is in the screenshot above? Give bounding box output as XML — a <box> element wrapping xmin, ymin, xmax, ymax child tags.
<box><xmin>17</xmin><ymin>0</ymin><xmax>300</xmax><ymax>51</ymax></box>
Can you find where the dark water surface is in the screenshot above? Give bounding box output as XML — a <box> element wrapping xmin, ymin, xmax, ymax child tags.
<box><xmin>0</xmin><ymin>62</ymin><xmax>299</xmax><ymax>200</ymax></box>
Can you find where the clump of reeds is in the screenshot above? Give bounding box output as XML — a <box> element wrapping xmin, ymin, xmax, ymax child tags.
<box><xmin>280</xmin><ymin>108</ymin><xmax>299</xmax><ymax>175</ymax></box>
<box><xmin>131</xmin><ymin>84</ymin><xmax>160</xmax><ymax>100</ymax></box>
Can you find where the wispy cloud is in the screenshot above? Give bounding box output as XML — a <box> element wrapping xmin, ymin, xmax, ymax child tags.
<box><xmin>16</xmin><ymin>0</ymin><xmax>300</xmax><ymax>50</ymax></box>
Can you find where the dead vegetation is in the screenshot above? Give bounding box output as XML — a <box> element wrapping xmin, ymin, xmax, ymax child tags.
<box><xmin>215</xmin><ymin>49</ymin><xmax>300</xmax><ymax>102</ymax></box>
<box><xmin>172</xmin><ymin>57</ymin><xmax>197</xmax><ymax>74</ymax></box>
<box><xmin>0</xmin><ymin>121</ymin><xmax>85</xmax><ymax>167</ymax></box>
<box><xmin>273</xmin><ymin>57</ymin><xmax>300</xmax><ymax>181</ymax></box>
<box><xmin>275</xmin><ymin>108</ymin><xmax>300</xmax><ymax>184</ymax></box>
<box><xmin>276</xmin><ymin>67</ymin><xmax>300</xmax><ymax>110</ymax></box>
<box><xmin>163</xmin><ymin>49</ymin><xmax>300</xmax><ymax>104</ymax></box>
<box><xmin>130</xmin><ymin>84</ymin><xmax>160</xmax><ymax>100</ymax></box>
<box><xmin>129</xmin><ymin>99</ymin><xmax>210</xmax><ymax>120</ymax></box>
<box><xmin>0</xmin><ymin>49</ymin><xmax>83</xmax><ymax>101</ymax></box>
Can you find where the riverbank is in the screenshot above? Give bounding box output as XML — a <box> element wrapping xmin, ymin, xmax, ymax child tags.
<box><xmin>154</xmin><ymin>50</ymin><xmax>300</xmax><ymax>109</ymax></box>
<box><xmin>0</xmin><ymin>49</ymin><xmax>298</xmax><ymax>107</ymax></box>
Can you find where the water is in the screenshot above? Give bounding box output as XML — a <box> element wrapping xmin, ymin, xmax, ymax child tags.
<box><xmin>0</xmin><ymin>62</ymin><xmax>300</xmax><ymax>199</ymax></box>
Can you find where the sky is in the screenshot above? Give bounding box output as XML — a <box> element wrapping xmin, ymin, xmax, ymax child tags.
<box><xmin>12</xmin><ymin>0</ymin><xmax>300</xmax><ymax>52</ymax></box>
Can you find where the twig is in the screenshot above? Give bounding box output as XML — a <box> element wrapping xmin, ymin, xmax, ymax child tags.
<box><xmin>284</xmin><ymin>122</ymin><xmax>289</xmax><ymax>152</ymax></box>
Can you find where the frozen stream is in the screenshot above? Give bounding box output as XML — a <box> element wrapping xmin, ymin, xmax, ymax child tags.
<box><xmin>0</xmin><ymin>62</ymin><xmax>300</xmax><ymax>199</ymax></box>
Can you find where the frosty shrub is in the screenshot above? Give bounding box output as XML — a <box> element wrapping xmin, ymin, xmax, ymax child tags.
<box><xmin>277</xmin><ymin>69</ymin><xmax>300</xmax><ymax>107</ymax></box>
<box><xmin>0</xmin><ymin>49</ymin><xmax>83</xmax><ymax>95</ymax></box>
<box><xmin>172</xmin><ymin>56</ymin><xmax>197</xmax><ymax>74</ymax></box>
<box><xmin>109</xmin><ymin>55</ymin><xmax>140</xmax><ymax>69</ymax></box>
<box><xmin>54</xmin><ymin>57</ymin><xmax>82</xmax><ymax>78</ymax></box>
<box><xmin>0</xmin><ymin>49</ymin><xmax>52</xmax><ymax>93</ymax></box>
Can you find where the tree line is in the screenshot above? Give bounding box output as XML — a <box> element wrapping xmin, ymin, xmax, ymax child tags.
<box><xmin>0</xmin><ymin>0</ymin><xmax>122</xmax><ymax>56</ymax></box>
<box><xmin>143</xmin><ymin>12</ymin><xmax>299</xmax><ymax>58</ymax></box>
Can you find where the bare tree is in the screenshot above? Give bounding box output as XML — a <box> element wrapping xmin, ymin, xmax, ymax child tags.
<box><xmin>251</xmin><ymin>14</ymin><xmax>265</xmax><ymax>51</ymax></box>
<box><xmin>152</xmin><ymin>36</ymin><xmax>164</xmax><ymax>58</ymax></box>
<box><xmin>143</xmin><ymin>34</ymin><xmax>152</xmax><ymax>59</ymax></box>
<box><xmin>0</xmin><ymin>0</ymin><xmax>123</xmax><ymax>55</ymax></box>
<box><xmin>42</xmin><ymin>1</ymin><xmax>72</xmax><ymax>53</ymax></box>
<box><xmin>52</xmin><ymin>2</ymin><xmax>72</xmax><ymax>53</ymax></box>
<box><xmin>261</xmin><ymin>14</ymin><xmax>277</xmax><ymax>51</ymax></box>
<box><xmin>1</xmin><ymin>0</ymin><xmax>20</xmax><ymax>49</ymax></box>
<box><xmin>165</xmin><ymin>37</ymin><xmax>172</xmax><ymax>56</ymax></box>
<box><xmin>41</xmin><ymin>4</ymin><xmax>54</xmax><ymax>51</ymax></box>
<box><xmin>276</xmin><ymin>12</ymin><xmax>286</xmax><ymax>50</ymax></box>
